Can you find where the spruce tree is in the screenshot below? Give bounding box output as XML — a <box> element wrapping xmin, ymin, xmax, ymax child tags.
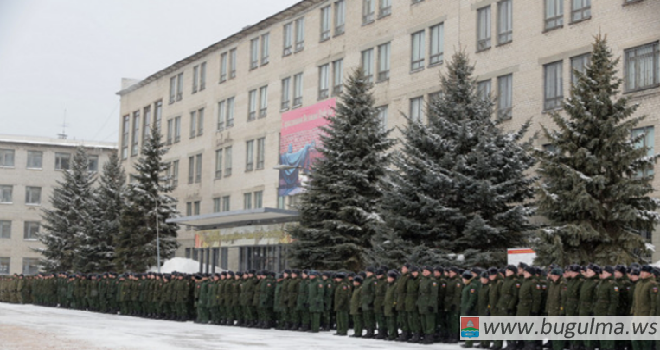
<box><xmin>38</xmin><ymin>147</ymin><xmax>96</xmax><ymax>272</ymax></box>
<box><xmin>375</xmin><ymin>52</ymin><xmax>536</xmax><ymax>267</ymax></box>
<box><xmin>94</xmin><ymin>151</ymin><xmax>125</xmax><ymax>272</ymax></box>
<box><xmin>534</xmin><ymin>36</ymin><xmax>659</xmax><ymax>266</ymax></box>
<box><xmin>116</xmin><ymin>127</ymin><xmax>179</xmax><ymax>272</ymax></box>
<box><xmin>287</xmin><ymin>68</ymin><xmax>395</xmax><ymax>271</ymax></box>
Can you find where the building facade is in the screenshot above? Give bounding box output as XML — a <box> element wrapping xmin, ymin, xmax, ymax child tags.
<box><xmin>0</xmin><ymin>135</ymin><xmax>116</xmax><ymax>275</ymax></box>
<box><xmin>117</xmin><ymin>0</ymin><xmax>660</xmax><ymax>269</ymax></box>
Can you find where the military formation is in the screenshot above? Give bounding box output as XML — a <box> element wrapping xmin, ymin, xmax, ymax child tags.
<box><xmin>0</xmin><ymin>262</ymin><xmax>657</xmax><ymax>350</ymax></box>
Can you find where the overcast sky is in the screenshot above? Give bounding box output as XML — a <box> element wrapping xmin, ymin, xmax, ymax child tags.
<box><xmin>0</xmin><ymin>0</ymin><xmax>300</xmax><ymax>143</ymax></box>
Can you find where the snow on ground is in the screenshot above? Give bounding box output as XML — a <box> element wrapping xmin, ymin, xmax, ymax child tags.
<box><xmin>0</xmin><ymin>302</ymin><xmax>465</xmax><ymax>350</ymax></box>
<box><xmin>148</xmin><ymin>257</ymin><xmax>221</xmax><ymax>274</ymax></box>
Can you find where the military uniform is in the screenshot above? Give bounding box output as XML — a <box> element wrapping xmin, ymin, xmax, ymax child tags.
<box><xmin>418</xmin><ymin>271</ymin><xmax>439</xmax><ymax>344</ymax></box>
<box><xmin>349</xmin><ymin>278</ymin><xmax>364</xmax><ymax>337</ymax></box>
<box><xmin>383</xmin><ymin>273</ymin><xmax>398</xmax><ymax>340</ymax></box>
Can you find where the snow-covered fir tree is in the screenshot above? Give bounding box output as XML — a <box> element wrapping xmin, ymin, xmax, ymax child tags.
<box><xmin>534</xmin><ymin>36</ymin><xmax>659</xmax><ymax>266</ymax></box>
<box><xmin>38</xmin><ymin>147</ymin><xmax>96</xmax><ymax>272</ymax></box>
<box><xmin>93</xmin><ymin>150</ymin><xmax>125</xmax><ymax>272</ymax></box>
<box><xmin>116</xmin><ymin>127</ymin><xmax>179</xmax><ymax>272</ymax></box>
<box><xmin>287</xmin><ymin>68</ymin><xmax>395</xmax><ymax>271</ymax></box>
<box><xmin>375</xmin><ymin>52</ymin><xmax>536</xmax><ymax>267</ymax></box>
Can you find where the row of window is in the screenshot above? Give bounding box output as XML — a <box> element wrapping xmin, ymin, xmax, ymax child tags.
<box><xmin>0</xmin><ymin>257</ymin><xmax>40</xmax><ymax>275</ymax></box>
<box><xmin>186</xmin><ymin>191</ymin><xmax>265</xmax><ymax>217</ymax></box>
<box><xmin>121</xmin><ymin>101</ymin><xmax>163</xmax><ymax>159</ymax></box>
<box><xmin>0</xmin><ymin>185</ymin><xmax>42</xmax><ymax>205</ymax></box>
<box><xmin>0</xmin><ymin>220</ymin><xmax>40</xmax><ymax>240</ymax></box>
<box><xmin>0</xmin><ymin>149</ymin><xmax>99</xmax><ymax>171</ymax></box>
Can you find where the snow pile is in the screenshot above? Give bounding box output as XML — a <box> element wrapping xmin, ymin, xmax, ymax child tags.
<box><xmin>149</xmin><ymin>257</ymin><xmax>221</xmax><ymax>274</ymax></box>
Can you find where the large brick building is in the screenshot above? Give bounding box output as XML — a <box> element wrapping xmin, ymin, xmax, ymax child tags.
<box><xmin>117</xmin><ymin>0</ymin><xmax>660</xmax><ymax>270</ymax></box>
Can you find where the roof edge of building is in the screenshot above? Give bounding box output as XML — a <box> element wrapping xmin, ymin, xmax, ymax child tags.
<box><xmin>116</xmin><ymin>0</ymin><xmax>323</xmax><ymax>97</ymax></box>
<box><xmin>0</xmin><ymin>134</ymin><xmax>118</xmax><ymax>149</ymax></box>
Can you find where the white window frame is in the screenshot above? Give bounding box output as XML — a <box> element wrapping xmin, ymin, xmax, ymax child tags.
<box><xmin>0</xmin><ymin>185</ymin><xmax>12</xmax><ymax>203</ymax></box>
<box><xmin>477</xmin><ymin>6</ymin><xmax>491</xmax><ymax>51</ymax></box>
<box><xmin>363</xmin><ymin>0</ymin><xmax>376</xmax><ymax>25</ymax></box>
<box><xmin>411</xmin><ymin>30</ymin><xmax>426</xmax><ymax>71</ymax></box>
<box><xmin>410</xmin><ymin>96</ymin><xmax>424</xmax><ymax>123</ymax></box>
<box><xmin>497</xmin><ymin>0</ymin><xmax>512</xmax><ymax>45</ymax></box>
<box><xmin>257</xmin><ymin>137</ymin><xmax>266</xmax><ymax>170</ymax></box>
<box><xmin>293</xmin><ymin>73</ymin><xmax>304</xmax><ymax>108</ymax></box>
<box><xmin>545</xmin><ymin>0</ymin><xmax>564</xmax><ymax>31</ymax></box>
<box><xmin>320</xmin><ymin>6</ymin><xmax>331</xmax><ymax>42</ymax></box>
<box><xmin>259</xmin><ymin>86</ymin><xmax>268</xmax><ymax>118</ymax></box>
<box><xmin>544</xmin><ymin>61</ymin><xmax>564</xmax><ymax>111</ymax></box>
<box><xmin>497</xmin><ymin>74</ymin><xmax>513</xmax><ymax>120</ymax></box>
<box><xmin>571</xmin><ymin>0</ymin><xmax>591</xmax><ymax>23</ymax></box>
<box><xmin>295</xmin><ymin>18</ymin><xmax>305</xmax><ymax>52</ymax></box>
<box><xmin>430</xmin><ymin>23</ymin><xmax>445</xmax><ymax>65</ymax></box>
<box><xmin>318</xmin><ymin>64</ymin><xmax>330</xmax><ymax>99</ymax></box>
<box><xmin>25</xmin><ymin>187</ymin><xmax>41</xmax><ymax>206</ymax></box>
<box><xmin>27</xmin><ymin>151</ymin><xmax>42</xmax><ymax>169</ymax></box>
<box><xmin>54</xmin><ymin>152</ymin><xmax>71</xmax><ymax>170</ymax></box>
<box><xmin>625</xmin><ymin>42</ymin><xmax>660</xmax><ymax>93</ymax></box>
<box><xmin>248</xmin><ymin>89</ymin><xmax>258</xmax><ymax>121</ymax></box>
<box><xmin>334</xmin><ymin>0</ymin><xmax>345</xmax><ymax>36</ymax></box>
<box><xmin>332</xmin><ymin>59</ymin><xmax>344</xmax><ymax>96</ymax></box>
<box><xmin>246</xmin><ymin>140</ymin><xmax>255</xmax><ymax>171</ymax></box>
<box><xmin>378</xmin><ymin>43</ymin><xmax>391</xmax><ymax>82</ymax></box>
<box><xmin>281</xmin><ymin>77</ymin><xmax>291</xmax><ymax>110</ymax></box>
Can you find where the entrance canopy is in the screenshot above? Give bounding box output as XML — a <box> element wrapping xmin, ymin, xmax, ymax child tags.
<box><xmin>166</xmin><ymin>207</ymin><xmax>299</xmax><ymax>230</ymax></box>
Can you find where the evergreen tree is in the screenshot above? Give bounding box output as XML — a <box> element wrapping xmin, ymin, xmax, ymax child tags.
<box><xmin>116</xmin><ymin>127</ymin><xmax>179</xmax><ymax>272</ymax></box>
<box><xmin>534</xmin><ymin>36</ymin><xmax>659</xmax><ymax>266</ymax></box>
<box><xmin>375</xmin><ymin>52</ymin><xmax>536</xmax><ymax>267</ymax></box>
<box><xmin>94</xmin><ymin>150</ymin><xmax>125</xmax><ymax>272</ymax></box>
<box><xmin>38</xmin><ymin>147</ymin><xmax>96</xmax><ymax>272</ymax></box>
<box><xmin>287</xmin><ymin>68</ymin><xmax>395</xmax><ymax>271</ymax></box>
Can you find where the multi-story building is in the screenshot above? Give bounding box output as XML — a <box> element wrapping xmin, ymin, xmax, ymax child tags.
<box><xmin>117</xmin><ymin>0</ymin><xmax>660</xmax><ymax>270</ymax></box>
<box><xmin>0</xmin><ymin>135</ymin><xmax>116</xmax><ymax>275</ymax></box>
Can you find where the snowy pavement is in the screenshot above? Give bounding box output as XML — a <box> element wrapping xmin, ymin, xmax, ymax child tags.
<box><xmin>0</xmin><ymin>302</ymin><xmax>466</xmax><ymax>350</ymax></box>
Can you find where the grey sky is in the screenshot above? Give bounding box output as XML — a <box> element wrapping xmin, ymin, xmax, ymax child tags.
<box><xmin>0</xmin><ymin>0</ymin><xmax>300</xmax><ymax>143</ymax></box>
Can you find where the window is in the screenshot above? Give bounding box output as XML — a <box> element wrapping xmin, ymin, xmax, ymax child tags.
<box><xmin>428</xmin><ymin>91</ymin><xmax>444</xmax><ymax>104</ymax></box>
<box><xmin>544</xmin><ymin>61</ymin><xmax>563</xmax><ymax>110</ymax></box>
<box><xmin>176</xmin><ymin>73</ymin><xmax>183</xmax><ymax>101</ymax></box>
<box><xmin>248</xmin><ymin>89</ymin><xmax>258</xmax><ymax>121</ymax></box>
<box><xmin>632</xmin><ymin>126</ymin><xmax>655</xmax><ymax>178</ymax></box>
<box><xmin>244</xmin><ymin>193</ymin><xmax>253</xmax><ymax>210</ymax></box>
<box><xmin>283</xmin><ymin>22</ymin><xmax>293</xmax><ymax>56</ymax></box>
<box><xmin>188</xmin><ymin>156</ymin><xmax>195</xmax><ymax>184</ymax></box>
<box><xmin>295</xmin><ymin>18</ymin><xmax>305</xmax><ymax>52</ymax></box>
<box><xmin>143</xmin><ymin>106</ymin><xmax>151</xmax><ymax>146</ymax></box>
<box><xmin>477</xmin><ymin>6</ymin><xmax>491</xmax><ymax>51</ymax></box>
<box><xmin>293</xmin><ymin>73</ymin><xmax>304</xmax><ymax>108</ymax></box>
<box><xmin>229</xmin><ymin>49</ymin><xmax>237</xmax><ymax>79</ymax></box>
<box><xmin>281</xmin><ymin>77</ymin><xmax>291</xmax><ymax>110</ymax></box>
<box><xmin>250</xmin><ymin>38</ymin><xmax>260</xmax><ymax>69</ymax></box>
<box><xmin>194</xmin><ymin>201</ymin><xmax>200</xmax><ymax>215</ymax></box>
<box><xmin>545</xmin><ymin>0</ymin><xmax>563</xmax><ymax>30</ymax></box>
<box><xmin>378</xmin><ymin>106</ymin><xmax>389</xmax><ymax>130</ymax></box>
<box><xmin>335</xmin><ymin>0</ymin><xmax>345</xmax><ymax>35</ymax></box>
<box><xmin>380</xmin><ymin>0</ymin><xmax>392</xmax><ymax>17</ymax></box>
<box><xmin>23</xmin><ymin>221</ymin><xmax>40</xmax><ymax>240</ymax></box>
<box><xmin>225</xmin><ymin>147</ymin><xmax>233</xmax><ymax>176</ymax></box>
<box><xmin>200</xmin><ymin>62</ymin><xmax>207</xmax><ymax>90</ymax></box>
<box><xmin>222</xmin><ymin>196</ymin><xmax>230</xmax><ymax>212</ymax></box>
<box><xmin>193</xmin><ymin>65</ymin><xmax>199</xmax><ymax>93</ymax></box>
<box><xmin>227</xmin><ymin>97</ymin><xmax>235</xmax><ymax>127</ymax></box>
<box><xmin>257</xmin><ymin>137</ymin><xmax>266</xmax><ymax>170</ymax></box>
<box><xmin>121</xmin><ymin>115</ymin><xmax>129</xmax><ymax>158</ymax></box>
<box><xmin>254</xmin><ymin>191</ymin><xmax>263</xmax><ymax>209</ymax></box>
<box><xmin>0</xmin><ymin>149</ymin><xmax>13</xmax><ymax>166</ymax></box>
<box><xmin>411</xmin><ymin>30</ymin><xmax>426</xmax><ymax>71</ymax></box>
<box><xmin>172</xmin><ymin>160</ymin><xmax>179</xmax><ymax>187</ymax></box>
<box><xmin>430</xmin><ymin>23</ymin><xmax>445</xmax><ymax>65</ymax></box>
<box><xmin>215</xmin><ymin>149</ymin><xmax>223</xmax><ymax>179</ymax></box>
<box><xmin>571</xmin><ymin>53</ymin><xmax>592</xmax><ymax>85</ymax></box>
<box><xmin>213</xmin><ymin>198</ymin><xmax>221</xmax><ymax>213</ymax></box>
<box><xmin>22</xmin><ymin>258</ymin><xmax>39</xmax><ymax>275</ymax></box>
<box><xmin>186</xmin><ymin>202</ymin><xmax>192</xmax><ymax>216</ymax></box>
<box><xmin>155</xmin><ymin>101</ymin><xmax>162</xmax><ymax>133</ymax></box>
<box><xmin>497</xmin><ymin>0</ymin><xmax>512</xmax><ymax>45</ymax></box>
<box><xmin>220</xmin><ymin>52</ymin><xmax>228</xmax><ymax>82</ymax></box>
<box><xmin>261</xmin><ymin>33</ymin><xmax>270</xmax><ymax>65</ymax></box>
<box><xmin>319</xmin><ymin>64</ymin><xmax>330</xmax><ymax>99</ymax></box>
<box><xmin>88</xmin><ymin>156</ymin><xmax>99</xmax><ymax>172</ymax></box>
<box><xmin>217</xmin><ymin>100</ymin><xmax>226</xmax><ymax>130</ymax></box>
<box><xmin>174</xmin><ymin>116</ymin><xmax>182</xmax><ymax>142</ymax></box>
<box><xmin>378</xmin><ymin>43</ymin><xmax>390</xmax><ymax>82</ymax></box>
<box><xmin>246</xmin><ymin>140</ymin><xmax>255</xmax><ymax>171</ymax></box>
<box><xmin>362</xmin><ymin>48</ymin><xmax>375</xmax><ymax>83</ymax></box>
<box><xmin>320</xmin><ymin>6</ymin><xmax>331</xmax><ymax>42</ymax></box>
<box><xmin>197</xmin><ymin>108</ymin><xmax>204</xmax><ymax>136</ymax></box>
<box><xmin>190</xmin><ymin>110</ymin><xmax>197</xmax><ymax>139</ymax></box>
<box><xmin>0</xmin><ymin>185</ymin><xmax>12</xmax><ymax>203</ymax></box>
<box><xmin>54</xmin><ymin>152</ymin><xmax>71</xmax><ymax>170</ymax></box>
<box><xmin>195</xmin><ymin>154</ymin><xmax>202</xmax><ymax>184</ymax></box>
<box><xmin>332</xmin><ymin>59</ymin><xmax>344</xmax><ymax>96</ymax></box>
<box><xmin>0</xmin><ymin>221</ymin><xmax>9</xmax><ymax>239</ymax></box>
<box><xmin>571</xmin><ymin>0</ymin><xmax>591</xmax><ymax>22</ymax></box>
<box><xmin>363</xmin><ymin>0</ymin><xmax>375</xmax><ymax>25</ymax></box>
<box><xmin>478</xmin><ymin>79</ymin><xmax>492</xmax><ymax>101</ymax></box>
<box><xmin>497</xmin><ymin>74</ymin><xmax>513</xmax><ymax>120</ymax></box>
<box><xmin>167</xmin><ymin>119</ymin><xmax>173</xmax><ymax>144</ymax></box>
<box><xmin>625</xmin><ymin>42</ymin><xmax>659</xmax><ymax>92</ymax></box>
<box><xmin>259</xmin><ymin>86</ymin><xmax>268</xmax><ymax>118</ymax></box>
<box><xmin>169</xmin><ymin>76</ymin><xmax>176</xmax><ymax>103</ymax></box>
<box><xmin>0</xmin><ymin>257</ymin><xmax>8</xmax><ymax>275</ymax></box>
<box><xmin>410</xmin><ymin>96</ymin><xmax>424</xmax><ymax>122</ymax></box>
<box><xmin>131</xmin><ymin>111</ymin><xmax>140</xmax><ymax>156</ymax></box>
<box><xmin>27</xmin><ymin>151</ymin><xmax>42</xmax><ymax>169</ymax></box>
